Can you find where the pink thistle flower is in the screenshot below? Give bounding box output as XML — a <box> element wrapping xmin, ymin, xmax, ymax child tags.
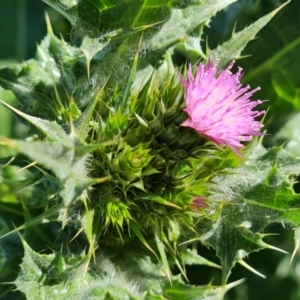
<box><xmin>180</xmin><ymin>60</ymin><xmax>265</xmax><ymax>156</ymax></box>
<box><xmin>191</xmin><ymin>196</ymin><xmax>209</xmax><ymax>212</ymax></box>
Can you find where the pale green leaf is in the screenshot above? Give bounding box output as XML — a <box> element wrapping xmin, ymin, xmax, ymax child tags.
<box><xmin>0</xmin><ymin>100</ymin><xmax>67</xmax><ymax>141</ymax></box>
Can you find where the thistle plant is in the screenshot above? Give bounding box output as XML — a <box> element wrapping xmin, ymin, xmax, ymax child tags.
<box><xmin>1</xmin><ymin>1</ymin><xmax>300</xmax><ymax>299</ymax></box>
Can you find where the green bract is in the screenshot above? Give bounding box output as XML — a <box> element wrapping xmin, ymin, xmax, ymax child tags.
<box><xmin>0</xmin><ymin>1</ymin><xmax>297</xmax><ymax>299</ymax></box>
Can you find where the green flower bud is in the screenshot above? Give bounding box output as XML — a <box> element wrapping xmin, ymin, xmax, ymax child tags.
<box><xmin>114</xmin><ymin>143</ymin><xmax>154</xmax><ymax>181</ymax></box>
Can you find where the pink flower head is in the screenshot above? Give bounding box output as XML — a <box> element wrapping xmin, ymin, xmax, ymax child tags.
<box><xmin>180</xmin><ymin>60</ymin><xmax>265</xmax><ymax>156</ymax></box>
<box><xmin>192</xmin><ymin>196</ymin><xmax>209</xmax><ymax>212</ymax></box>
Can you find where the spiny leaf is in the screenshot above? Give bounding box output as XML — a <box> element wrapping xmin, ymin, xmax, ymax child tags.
<box><xmin>154</xmin><ymin>219</ymin><xmax>171</xmax><ymax>282</ymax></box>
<box><xmin>15</xmin><ymin>241</ymin><xmax>142</xmax><ymax>300</ymax></box>
<box><xmin>81</xmin><ymin>23</ymin><xmax>158</xmax><ymax>79</ymax></box>
<box><xmin>42</xmin><ymin>0</ymin><xmax>78</xmax><ymax>26</ymax></box>
<box><xmin>140</xmin><ymin>193</ymin><xmax>182</xmax><ymax>210</ymax></box>
<box><xmin>0</xmin><ymin>204</ymin><xmax>63</xmax><ymax>240</ymax></box>
<box><xmin>1</xmin><ymin>139</ymin><xmax>75</xmax><ymax>180</ymax></box>
<box><xmin>0</xmin><ymin>138</ymin><xmax>111</xmax><ymax>207</ymax></box>
<box><xmin>64</xmin><ymin>0</ymin><xmax>238</xmax><ymax>106</ymax></box>
<box><xmin>130</xmin><ymin>220</ymin><xmax>158</xmax><ymax>260</ymax></box>
<box><xmin>0</xmin><ymin>32</ymin><xmax>82</xmax><ymax>118</ymax></box>
<box><xmin>80</xmin><ymin>204</ymin><xmax>95</xmax><ymax>252</ymax></box>
<box><xmin>205</xmin><ymin>142</ymin><xmax>300</xmax><ymax>283</ymax></box>
<box><xmin>115</xmin><ymin>35</ymin><xmax>142</xmax><ymax>113</ymax></box>
<box><xmin>157</xmin><ymin>276</ymin><xmax>245</xmax><ymax>300</ymax></box>
<box><xmin>180</xmin><ymin>248</ymin><xmax>221</xmax><ymax>269</ymax></box>
<box><xmin>0</xmin><ymin>100</ymin><xmax>67</xmax><ymax>141</ymax></box>
<box><xmin>147</xmin><ymin>0</ymin><xmax>237</xmax><ymax>58</ymax></box>
<box><xmin>73</xmin><ymin>78</ymin><xmax>109</xmax><ymax>139</ymax></box>
<box><xmin>210</xmin><ymin>0</ymin><xmax>291</xmax><ymax>67</ymax></box>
